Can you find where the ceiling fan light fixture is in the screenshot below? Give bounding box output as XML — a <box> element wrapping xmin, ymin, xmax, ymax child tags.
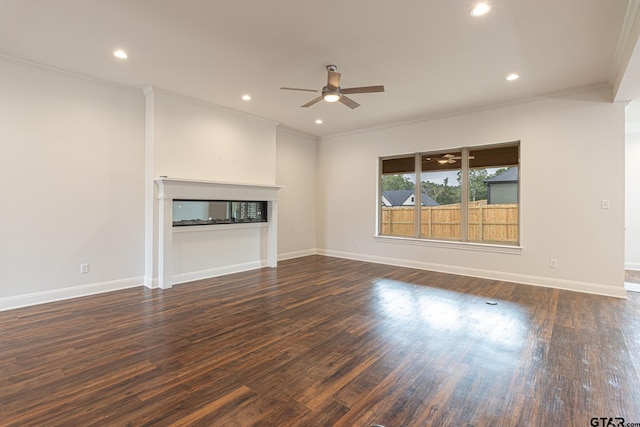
<box><xmin>437</xmin><ymin>159</ymin><xmax>449</xmax><ymax>164</ymax></box>
<box><xmin>323</xmin><ymin>92</ymin><xmax>341</xmax><ymax>103</ymax></box>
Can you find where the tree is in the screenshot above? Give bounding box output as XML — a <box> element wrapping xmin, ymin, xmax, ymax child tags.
<box><xmin>467</xmin><ymin>169</ymin><xmax>489</xmax><ymax>201</ymax></box>
<box><xmin>421</xmin><ymin>177</ymin><xmax>460</xmax><ymax>205</ymax></box>
<box><xmin>382</xmin><ymin>175</ymin><xmax>415</xmax><ymax>191</ymax></box>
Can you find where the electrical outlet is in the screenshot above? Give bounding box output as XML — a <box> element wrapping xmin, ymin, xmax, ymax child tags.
<box><xmin>601</xmin><ymin>199</ymin><xmax>610</xmax><ymax>209</ymax></box>
<box><xmin>549</xmin><ymin>259</ymin><xmax>558</xmax><ymax>269</ymax></box>
<box><xmin>80</xmin><ymin>263</ymin><xmax>89</xmax><ymax>274</ymax></box>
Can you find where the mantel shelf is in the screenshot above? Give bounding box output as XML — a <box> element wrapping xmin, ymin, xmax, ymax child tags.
<box><xmin>154</xmin><ymin>177</ymin><xmax>283</xmax><ymax>191</ymax></box>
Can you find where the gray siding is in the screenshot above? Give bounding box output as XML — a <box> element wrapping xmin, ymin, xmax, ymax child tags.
<box><xmin>487</xmin><ymin>183</ymin><xmax>518</xmax><ymax>204</ymax></box>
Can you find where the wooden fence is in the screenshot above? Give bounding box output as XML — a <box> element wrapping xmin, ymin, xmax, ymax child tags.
<box><xmin>381</xmin><ymin>203</ymin><xmax>518</xmax><ymax>242</ymax></box>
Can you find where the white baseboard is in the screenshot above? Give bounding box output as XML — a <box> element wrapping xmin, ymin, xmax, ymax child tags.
<box><xmin>625</xmin><ymin>282</ymin><xmax>640</xmax><ymax>293</ymax></box>
<box><xmin>625</xmin><ymin>262</ymin><xmax>640</xmax><ymax>271</ymax></box>
<box><xmin>317</xmin><ymin>249</ymin><xmax>627</xmax><ymax>299</ymax></box>
<box><xmin>144</xmin><ymin>276</ymin><xmax>158</xmax><ymax>289</ymax></box>
<box><xmin>172</xmin><ymin>260</ymin><xmax>268</xmax><ymax>285</ymax></box>
<box><xmin>148</xmin><ymin>251</ymin><xmax>320</xmax><ymax>288</ymax></box>
<box><xmin>0</xmin><ymin>277</ymin><xmax>144</xmax><ymax>312</ymax></box>
<box><xmin>4</xmin><ymin>251</ymin><xmax>626</xmax><ymax>312</ymax></box>
<box><xmin>278</xmin><ymin>249</ymin><xmax>318</xmax><ymax>261</ymax></box>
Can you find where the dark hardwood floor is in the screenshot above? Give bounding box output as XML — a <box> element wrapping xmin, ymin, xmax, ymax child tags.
<box><xmin>1</xmin><ymin>255</ymin><xmax>639</xmax><ymax>426</ymax></box>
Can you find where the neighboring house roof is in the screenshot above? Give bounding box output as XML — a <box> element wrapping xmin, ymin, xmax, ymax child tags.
<box><xmin>419</xmin><ymin>193</ymin><xmax>440</xmax><ymax>206</ymax></box>
<box><xmin>484</xmin><ymin>166</ymin><xmax>518</xmax><ymax>184</ymax></box>
<box><xmin>381</xmin><ymin>190</ymin><xmax>439</xmax><ymax>207</ymax></box>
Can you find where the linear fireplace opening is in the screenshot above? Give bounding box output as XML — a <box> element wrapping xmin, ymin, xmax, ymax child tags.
<box><xmin>173</xmin><ymin>199</ymin><xmax>268</xmax><ymax>226</ymax></box>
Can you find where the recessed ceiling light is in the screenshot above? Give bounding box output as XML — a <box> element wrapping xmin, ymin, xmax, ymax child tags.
<box><xmin>506</xmin><ymin>73</ymin><xmax>520</xmax><ymax>81</ymax></box>
<box><xmin>470</xmin><ymin>3</ymin><xmax>490</xmax><ymax>16</ymax></box>
<box><xmin>242</xmin><ymin>94</ymin><xmax>252</xmax><ymax>101</ymax></box>
<box><xmin>315</xmin><ymin>119</ymin><xmax>323</xmax><ymax>124</ymax></box>
<box><xmin>113</xmin><ymin>49</ymin><xmax>128</xmax><ymax>59</ymax></box>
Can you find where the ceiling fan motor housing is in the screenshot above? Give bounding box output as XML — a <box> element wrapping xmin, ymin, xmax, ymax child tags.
<box><xmin>322</xmin><ymin>86</ymin><xmax>342</xmax><ymax>101</ymax></box>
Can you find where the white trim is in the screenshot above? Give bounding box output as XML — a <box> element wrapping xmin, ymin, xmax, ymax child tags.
<box><xmin>173</xmin><ymin>222</ymin><xmax>268</xmax><ymax>233</ymax></box>
<box><xmin>154</xmin><ymin>178</ymin><xmax>282</xmax><ymax>289</ymax></box>
<box><xmin>611</xmin><ymin>0</ymin><xmax>640</xmax><ymax>100</ymax></box>
<box><xmin>144</xmin><ymin>276</ymin><xmax>159</xmax><ymax>289</ymax></box>
<box><xmin>317</xmin><ymin>249</ymin><xmax>627</xmax><ymax>299</ymax></box>
<box><xmin>144</xmin><ymin>85</ymin><xmax>157</xmax><ymax>294</ymax></box>
<box><xmin>172</xmin><ymin>261</ymin><xmax>268</xmax><ymax>285</ymax></box>
<box><xmin>319</xmin><ymin>84</ymin><xmax>612</xmax><ymax>141</ymax></box>
<box><xmin>374</xmin><ymin>235</ymin><xmax>522</xmax><ymax>255</ymax></box>
<box><xmin>0</xmin><ymin>277</ymin><xmax>144</xmax><ymax>312</ymax></box>
<box><xmin>276</xmin><ymin>124</ymin><xmax>318</xmax><ymax>140</ymax></box>
<box><xmin>156</xmin><ymin>177</ymin><xmax>283</xmax><ymax>193</ymax></box>
<box><xmin>625</xmin><ymin>282</ymin><xmax>640</xmax><ymax>293</ymax></box>
<box><xmin>278</xmin><ymin>248</ymin><xmax>318</xmax><ymax>261</ymax></box>
<box><xmin>0</xmin><ymin>53</ymin><xmax>141</xmax><ymax>93</ymax></box>
<box><xmin>625</xmin><ymin>262</ymin><xmax>640</xmax><ymax>270</ymax></box>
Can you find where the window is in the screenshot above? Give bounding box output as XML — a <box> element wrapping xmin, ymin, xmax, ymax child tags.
<box><xmin>379</xmin><ymin>142</ymin><xmax>519</xmax><ymax>246</ymax></box>
<box><xmin>380</xmin><ymin>155</ymin><xmax>416</xmax><ymax>237</ymax></box>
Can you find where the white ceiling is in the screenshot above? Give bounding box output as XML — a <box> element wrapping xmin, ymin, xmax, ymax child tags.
<box><xmin>1</xmin><ymin>0</ymin><xmax>639</xmax><ymax>137</ymax></box>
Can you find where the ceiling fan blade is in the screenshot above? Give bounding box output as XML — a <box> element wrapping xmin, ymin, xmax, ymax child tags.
<box><xmin>281</xmin><ymin>87</ymin><xmax>319</xmax><ymax>93</ymax></box>
<box><xmin>341</xmin><ymin>85</ymin><xmax>385</xmax><ymax>94</ymax></box>
<box><xmin>301</xmin><ymin>96</ymin><xmax>323</xmax><ymax>108</ymax></box>
<box><xmin>327</xmin><ymin>71</ymin><xmax>341</xmax><ymax>89</ymax></box>
<box><xmin>339</xmin><ymin>95</ymin><xmax>361</xmax><ymax>109</ymax></box>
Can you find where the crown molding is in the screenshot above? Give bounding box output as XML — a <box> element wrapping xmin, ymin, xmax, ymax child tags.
<box><xmin>611</xmin><ymin>0</ymin><xmax>640</xmax><ymax>100</ymax></box>
<box><xmin>0</xmin><ymin>53</ymin><xmax>141</xmax><ymax>94</ymax></box>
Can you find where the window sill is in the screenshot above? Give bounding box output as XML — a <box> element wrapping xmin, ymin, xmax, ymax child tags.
<box><xmin>173</xmin><ymin>222</ymin><xmax>268</xmax><ymax>233</ymax></box>
<box><xmin>374</xmin><ymin>235</ymin><xmax>522</xmax><ymax>254</ymax></box>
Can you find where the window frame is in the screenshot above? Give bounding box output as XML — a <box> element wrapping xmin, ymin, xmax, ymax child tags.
<box><xmin>377</xmin><ymin>142</ymin><xmax>521</xmax><ymax>252</ymax></box>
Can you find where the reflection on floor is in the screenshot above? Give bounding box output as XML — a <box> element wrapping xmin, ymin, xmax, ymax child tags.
<box><xmin>625</xmin><ymin>269</ymin><xmax>640</xmax><ymax>293</ymax></box>
<box><xmin>626</xmin><ymin>269</ymin><xmax>640</xmax><ymax>284</ymax></box>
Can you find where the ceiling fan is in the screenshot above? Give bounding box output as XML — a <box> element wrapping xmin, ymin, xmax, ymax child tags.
<box><xmin>426</xmin><ymin>154</ymin><xmax>476</xmax><ymax>164</ymax></box>
<box><xmin>281</xmin><ymin>65</ymin><xmax>384</xmax><ymax>109</ymax></box>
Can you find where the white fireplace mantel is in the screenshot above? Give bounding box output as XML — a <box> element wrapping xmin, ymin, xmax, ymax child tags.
<box><xmin>154</xmin><ymin>177</ymin><xmax>282</xmax><ymax>289</ymax></box>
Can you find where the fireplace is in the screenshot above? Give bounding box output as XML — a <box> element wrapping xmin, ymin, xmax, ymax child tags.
<box><xmin>153</xmin><ymin>178</ymin><xmax>282</xmax><ymax>289</ymax></box>
<box><xmin>173</xmin><ymin>200</ymin><xmax>268</xmax><ymax>226</ymax></box>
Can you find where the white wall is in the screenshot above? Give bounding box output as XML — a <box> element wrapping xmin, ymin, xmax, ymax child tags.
<box><xmin>317</xmin><ymin>88</ymin><xmax>627</xmax><ymax>297</ymax></box>
<box><xmin>172</xmin><ymin>226</ymin><xmax>268</xmax><ymax>283</ymax></box>
<box><xmin>276</xmin><ymin>127</ymin><xmax>317</xmax><ymax>259</ymax></box>
<box><xmin>144</xmin><ymin>88</ymin><xmax>280</xmax><ymax>285</ymax></box>
<box><xmin>0</xmin><ymin>58</ymin><xmax>145</xmax><ymax>309</ymax></box>
<box><xmin>152</xmin><ymin>88</ymin><xmax>277</xmax><ymax>184</ymax></box>
<box><xmin>626</xmin><ymin>127</ymin><xmax>640</xmax><ymax>270</ymax></box>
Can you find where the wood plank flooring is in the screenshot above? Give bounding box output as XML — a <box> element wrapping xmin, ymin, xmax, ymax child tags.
<box><xmin>1</xmin><ymin>255</ymin><xmax>639</xmax><ymax>426</ymax></box>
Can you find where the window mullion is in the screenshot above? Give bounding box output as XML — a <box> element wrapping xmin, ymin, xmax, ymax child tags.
<box><xmin>414</xmin><ymin>153</ymin><xmax>421</xmax><ymax>238</ymax></box>
<box><xmin>460</xmin><ymin>147</ymin><xmax>469</xmax><ymax>242</ymax></box>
